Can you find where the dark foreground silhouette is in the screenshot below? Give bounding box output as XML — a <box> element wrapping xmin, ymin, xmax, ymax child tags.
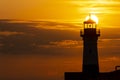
<box><xmin>65</xmin><ymin>70</ymin><xmax>120</xmax><ymax>80</ymax></box>
<box><xmin>65</xmin><ymin>68</ymin><xmax>120</xmax><ymax>80</ymax></box>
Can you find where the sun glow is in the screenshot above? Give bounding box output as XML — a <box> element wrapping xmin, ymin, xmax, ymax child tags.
<box><xmin>85</xmin><ymin>14</ymin><xmax>99</xmax><ymax>24</ymax></box>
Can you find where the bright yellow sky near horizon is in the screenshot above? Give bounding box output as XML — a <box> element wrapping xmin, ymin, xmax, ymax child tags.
<box><xmin>0</xmin><ymin>0</ymin><xmax>120</xmax><ymax>27</ymax></box>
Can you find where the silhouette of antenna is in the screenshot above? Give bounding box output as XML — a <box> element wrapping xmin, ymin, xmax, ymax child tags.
<box><xmin>89</xmin><ymin>13</ymin><xmax>91</xmax><ymax>19</ymax></box>
<box><xmin>89</xmin><ymin>13</ymin><xmax>94</xmax><ymax>20</ymax></box>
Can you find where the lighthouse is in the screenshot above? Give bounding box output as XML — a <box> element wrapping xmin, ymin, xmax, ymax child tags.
<box><xmin>80</xmin><ymin>14</ymin><xmax>100</xmax><ymax>77</ymax></box>
<box><xmin>65</xmin><ymin>14</ymin><xmax>120</xmax><ymax>80</ymax></box>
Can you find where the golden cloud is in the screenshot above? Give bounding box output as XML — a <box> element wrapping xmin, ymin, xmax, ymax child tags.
<box><xmin>100</xmin><ymin>57</ymin><xmax>120</xmax><ymax>62</ymax></box>
<box><xmin>39</xmin><ymin>40</ymin><xmax>82</xmax><ymax>48</ymax></box>
<box><xmin>0</xmin><ymin>31</ymin><xmax>24</xmax><ymax>36</ymax></box>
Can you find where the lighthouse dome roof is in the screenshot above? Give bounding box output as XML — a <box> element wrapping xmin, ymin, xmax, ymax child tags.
<box><xmin>84</xmin><ymin>19</ymin><xmax>96</xmax><ymax>24</ymax></box>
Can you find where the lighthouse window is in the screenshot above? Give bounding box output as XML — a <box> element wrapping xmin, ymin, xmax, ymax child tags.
<box><xmin>85</xmin><ymin>24</ymin><xmax>88</xmax><ymax>28</ymax></box>
<box><xmin>93</xmin><ymin>24</ymin><xmax>96</xmax><ymax>28</ymax></box>
<box><xmin>89</xmin><ymin>25</ymin><xmax>91</xmax><ymax>28</ymax></box>
<box><xmin>88</xmin><ymin>24</ymin><xmax>92</xmax><ymax>28</ymax></box>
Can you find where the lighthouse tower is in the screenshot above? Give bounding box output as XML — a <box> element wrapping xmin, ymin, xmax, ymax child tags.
<box><xmin>80</xmin><ymin>14</ymin><xmax>100</xmax><ymax>77</ymax></box>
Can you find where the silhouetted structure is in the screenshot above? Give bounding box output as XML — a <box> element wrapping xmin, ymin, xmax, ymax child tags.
<box><xmin>81</xmin><ymin>14</ymin><xmax>100</xmax><ymax>77</ymax></box>
<box><xmin>64</xmin><ymin>14</ymin><xmax>120</xmax><ymax>80</ymax></box>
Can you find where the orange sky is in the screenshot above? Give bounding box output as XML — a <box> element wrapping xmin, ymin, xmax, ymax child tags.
<box><xmin>0</xmin><ymin>0</ymin><xmax>120</xmax><ymax>80</ymax></box>
<box><xmin>0</xmin><ymin>0</ymin><xmax>120</xmax><ymax>27</ymax></box>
